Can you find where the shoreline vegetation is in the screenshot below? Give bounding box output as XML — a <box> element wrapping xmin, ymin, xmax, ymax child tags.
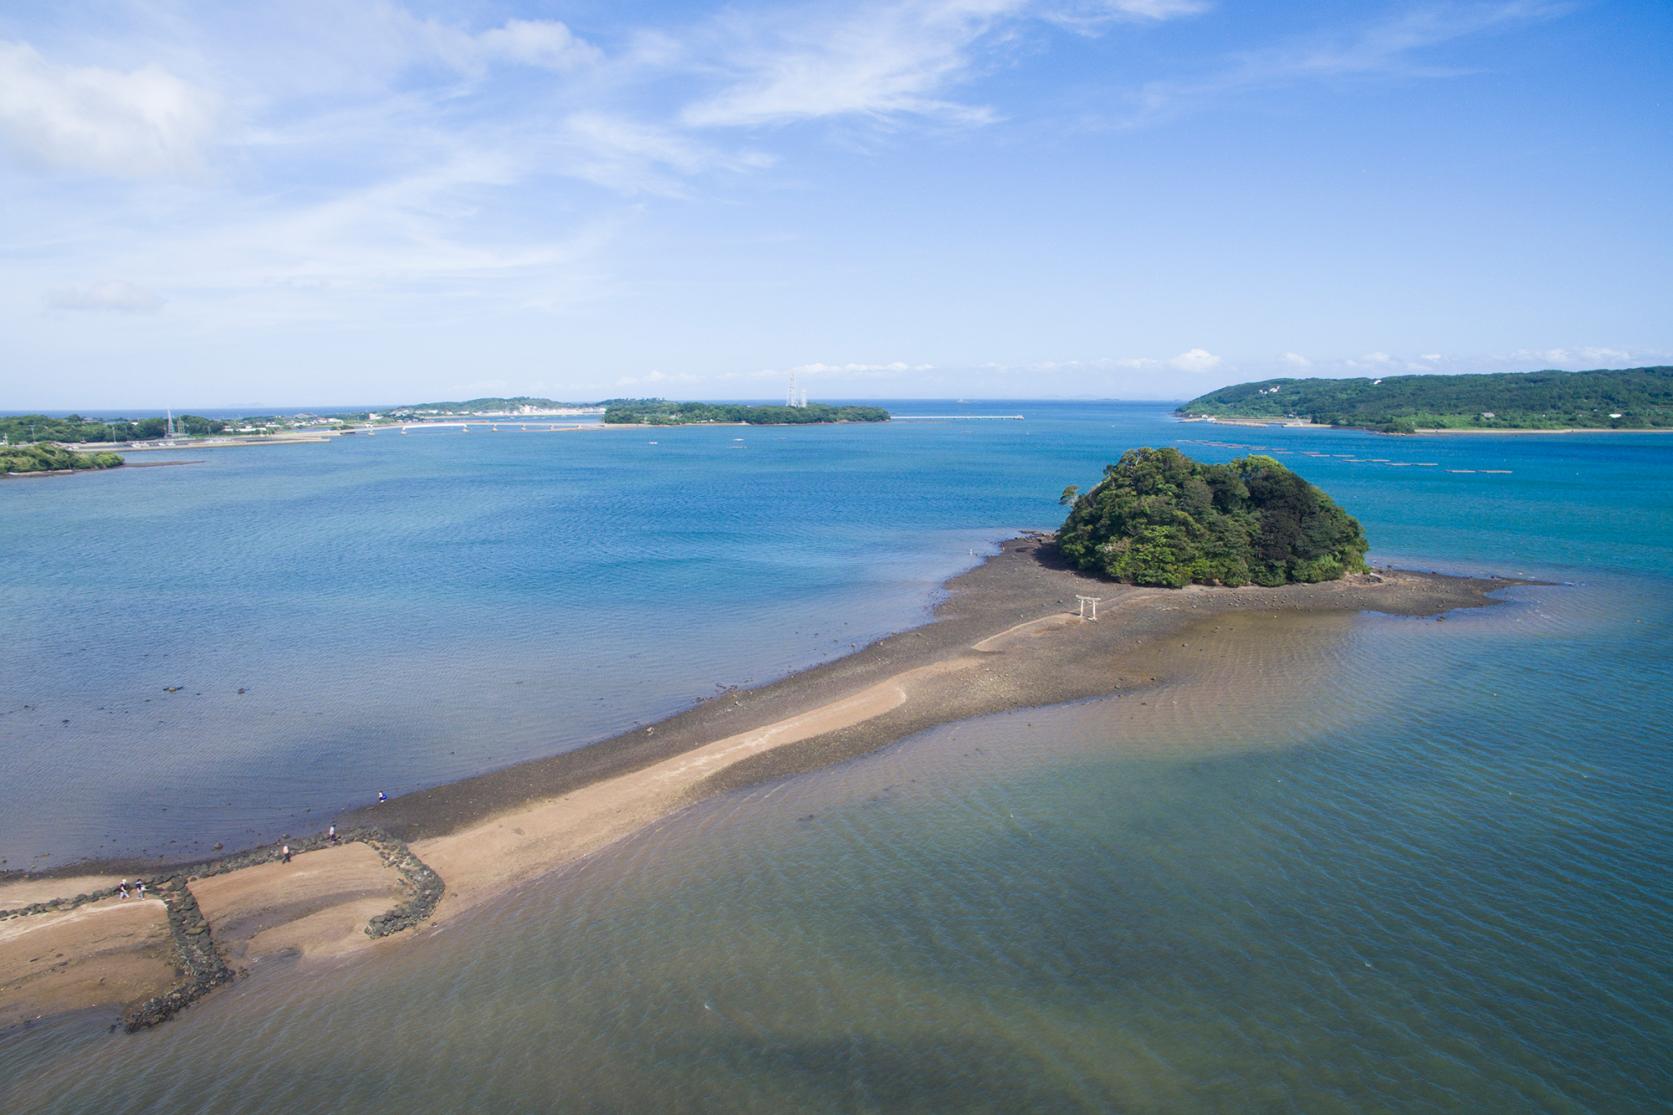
<box><xmin>1057</xmin><ymin>448</ymin><xmax>1368</xmax><ymax>587</ymax></box>
<box><xmin>0</xmin><ymin>532</ymin><xmax>1521</xmax><ymax>1034</ymax></box>
<box><xmin>601</xmin><ymin>400</ymin><xmax>890</xmax><ymax>425</ymax></box>
<box><xmin>1177</xmin><ymin>366</ymin><xmax>1673</xmax><ymax>433</ymax></box>
<box><xmin>0</xmin><ymin>395</ymin><xmax>889</xmax><ymax>458</ymax></box>
<box><xmin>1</xmin><ymin>442</ymin><xmax>124</xmax><ymax>477</ymax></box>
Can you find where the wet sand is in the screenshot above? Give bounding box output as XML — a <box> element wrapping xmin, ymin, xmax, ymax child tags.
<box><xmin>189</xmin><ymin>844</ymin><xmax>407</xmax><ymax>966</ymax></box>
<box><xmin>0</xmin><ymin>536</ymin><xmax>1516</xmax><ymax>1030</ymax></box>
<box><xmin>389</xmin><ymin>537</ymin><xmax>1509</xmax><ymax>917</ymax></box>
<box><xmin>0</xmin><ymin>898</ymin><xmax>176</xmax><ymax>1029</ymax></box>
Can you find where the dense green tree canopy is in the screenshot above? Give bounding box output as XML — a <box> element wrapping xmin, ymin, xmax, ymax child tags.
<box><xmin>0</xmin><ymin>414</ymin><xmax>228</xmax><ymax>444</ymax></box>
<box><xmin>1057</xmin><ymin>448</ymin><xmax>1368</xmax><ymax>588</ymax></box>
<box><xmin>1</xmin><ymin>443</ymin><xmax>124</xmax><ymax>474</ymax></box>
<box><xmin>1177</xmin><ymin>367</ymin><xmax>1673</xmax><ymax>431</ymax></box>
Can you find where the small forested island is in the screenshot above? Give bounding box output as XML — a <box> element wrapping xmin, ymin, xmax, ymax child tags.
<box><xmin>1</xmin><ymin>442</ymin><xmax>124</xmax><ymax>475</ymax></box>
<box><xmin>602</xmin><ymin>400</ymin><xmax>891</xmax><ymax>425</ymax></box>
<box><xmin>1057</xmin><ymin>448</ymin><xmax>1368</xmax><ymax>587</ymax></box>
<box><xmin>385</xmin><ymin>396</ymin><xmax>601</xmax><ymax>417</ymax></box>
<box><xmin>1178</xmin><ymin>366</ymin><xmax>1673</xmax><ymax>432</ymax></box>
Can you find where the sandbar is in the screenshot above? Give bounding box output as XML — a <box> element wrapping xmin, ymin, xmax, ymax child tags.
<box><xmin>0</xmin><ymin>535</ymin><xmax>1518</xmax><ymax>1030</ymax></box>
<box><xmin>0</xmin><ymin>898</ymin><xmax>175</xmax><ymax>1029</ymax></box>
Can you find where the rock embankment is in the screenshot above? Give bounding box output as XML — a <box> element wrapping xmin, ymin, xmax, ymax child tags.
<box><xmin>121</xmin><ymin>877</ymin><xmax>232</xmax><ymax>1031</ymax></box>
<box><xmin>1</xmin><ymin>827</ymin><xmax>445</xmax><ymax>1032</ymax></box>
<box><xmin>361</xmin><ymin>832</ymin><xmax>445</xmax><ymax>938</ymax></box>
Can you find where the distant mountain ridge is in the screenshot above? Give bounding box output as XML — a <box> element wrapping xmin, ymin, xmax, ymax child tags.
<box><xmin>1177</xmin><ymin>367</ymin><xmax>1673</xmax><ymax>432</ymax></box>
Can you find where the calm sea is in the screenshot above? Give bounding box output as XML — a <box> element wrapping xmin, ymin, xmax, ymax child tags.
<box><xmin>2</xmin><ymin>402</ymin><xmax>1669</xmax><ymax>1111</ymax></box>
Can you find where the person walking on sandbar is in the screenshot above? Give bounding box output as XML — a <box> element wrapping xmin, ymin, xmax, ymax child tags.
<box><xmin>328</xmin><ymin>824</ymin><xmax>338</xmax><ymax>844</ymax></box>
<box><xmin>281</xmin><ymin>844</ymin><xmax>292</xmax><ymax>864</ymax></box>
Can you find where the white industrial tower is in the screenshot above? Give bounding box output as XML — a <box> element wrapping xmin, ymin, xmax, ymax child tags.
<box><xmin>787</xmin><ymin>371</ymin><xmax>809</xmax><ymax>408</ymax></box>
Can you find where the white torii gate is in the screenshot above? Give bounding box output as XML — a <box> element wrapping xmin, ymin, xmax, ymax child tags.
<box><xmin>1075</xmin><ymin>595</ymin><xmax>1103</xmax><ymax>621</ymax></box>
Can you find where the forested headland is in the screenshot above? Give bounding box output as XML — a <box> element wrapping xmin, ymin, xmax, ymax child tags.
<box><xmin>1177</xmin><ymin>367</ymin><xmax>1673</xmax><ymax>432</ymax></box>
<box><xmin>602</xmin><ymin>400</ymin><xmax>891</xmax><ymax>425</ymax></box>
<box><xmin>0</xmin><ymin>413</ymin><xmax>231</xmax><ymax>444</ymax></box>
<box><xmin>2</xmin><ymin>442</ymin><xmax>125</xmax><ymax>475</ymax></box>
<box><xmin>1056</xmin><ymin>448</ymin><xmax>1368</xmax><ymax>588</ymax></box>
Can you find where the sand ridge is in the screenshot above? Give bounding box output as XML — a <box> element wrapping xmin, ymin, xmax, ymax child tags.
<box><xmin>1</xmin><ymin>537</ymin><xmax>1519</xmax><ymax>1030</ymax></box>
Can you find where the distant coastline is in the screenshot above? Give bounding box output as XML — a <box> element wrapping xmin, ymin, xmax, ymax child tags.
<box><xmin>1180</xmin><ymin>415</ymin><xmax>1673</xmax><ymax>435</ymax></box>
<box><xmin>0</xmin><ymin>533</ymin><xmax>1521</xmax><ymax>1033</ymax></box>
<box><xmin>1177</xmin><ymin>366</ymin><xmax>1673</xmax><ymax>433</ymax></box>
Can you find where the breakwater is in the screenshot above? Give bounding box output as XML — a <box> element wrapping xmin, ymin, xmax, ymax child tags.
<box><xmin>1</xmin><ymin>827</ymin><xmax>444</xmax><ymax>1031</ymax></box>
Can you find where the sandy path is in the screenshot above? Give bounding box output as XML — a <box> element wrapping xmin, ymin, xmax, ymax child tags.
<box><xmin>415</xmin><ymin>659</ymin><xmax>974</xmax><ymax>915</ymax></box>
<box><xmin>0</xmin><ymin>875</ymin><xmax>116</xmax><ymax>910</ymax></box>
<box><xmin>189</xmin><ymin>843</ymin><xmax>405</xmax><ymax>964</ymax></box>
<box><xmin>2</xmin><ymin>540</ymin><xmax>1515</xmax><ymax>1030</ymax></box>
<box><xmin>0</xmin><ymin>898</ymin><xmax>176</xmax><ymax>1027</ymax></box>
<box><xmin>971</xmin><ymin>612</ymin><xmax>1084</xmax><ymax>653</ymax></box>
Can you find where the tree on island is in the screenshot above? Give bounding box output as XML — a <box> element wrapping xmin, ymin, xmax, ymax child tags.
<box><xmin>1056</xmin><ymin>448</ymin><xmax>1368</xmax><ymax>588</ymax></box>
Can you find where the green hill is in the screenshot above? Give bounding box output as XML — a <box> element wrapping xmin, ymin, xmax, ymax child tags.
<box><xmin>1056</xmin><ymin>448</ymin><xmax>1368</xmax><ymax>588</ymax></box>
<box><xmin>1177</xmin><ymin>367</ymin><xmax>1673</xmax><ymax>432</ymax></box>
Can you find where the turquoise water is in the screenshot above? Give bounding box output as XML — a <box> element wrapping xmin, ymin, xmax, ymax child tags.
<box><xmin>3</xmin><ymin>404</ymin><xmax>1670</xmax><ymax>1110</ymax></box>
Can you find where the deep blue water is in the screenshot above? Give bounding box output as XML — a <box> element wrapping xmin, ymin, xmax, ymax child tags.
<box><xmin>2</xmin><ymin>402</ymin><xmax>1669</xmax><ymax>1111</ymax></box>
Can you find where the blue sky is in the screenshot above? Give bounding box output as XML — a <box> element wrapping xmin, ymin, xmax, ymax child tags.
<box><xmin>1</xmin><ymin>0</ymin><xmax>1669</xmax><ymax>407</ymax></box>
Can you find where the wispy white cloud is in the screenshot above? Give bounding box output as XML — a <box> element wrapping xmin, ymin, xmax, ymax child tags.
<box><xmin>681</xmin><ymin>1</ymin><xmax>1023</xmax><ymax>128</ymax></box>
<box><xmin>557</xmin><ymin>112</ymin><xmax>773</xmax><ymax>196</ymax></box>
<box><xmin>976</xmin><ymin>348</ymin><xmax>1223</xmax><ymax>374</ymax></box>
<box><xmin>1510</xmin><ymin>345</ymin><xmax>1633</xmax><ymax>366</ymax></box>
<box><xmin>1042</xmin><ymin>0</ymin><xmax>1210</xmax><ymax>33</ymax></box>
<box><xmin>1123</xmin><ymin>1</ymin><xmax>1569</xmax><ymax>125</ymax></box>
<box><xmin>46</xmin><ymin>280</ymin><xmax>165</xmax><ymax>313</ymax></box>
<box><xmin>682</xmin><ymin>0</ymin><xmax>1204</xmax><ymax>129</ymax></box>
<box><xmin>1248</xmin><ymin>345</ymin><xmax>1656</xmax><ymax>378</ymax></box>
<box><xmin>789</xmin><ymin>360</ymin><xmax>937</xmax><ymax>376</ymax></box>
<box><xmin>1168</xmin><ymin>346</ymin><xmax>1221</xmax><ymax>372</ymax></box>
<box><xmin>616</xmin><ymin>359</ymin><xmax>937</xmax><ymax>388</ymax></box>
<box><xmin>476</xmin><ymin>19</ymin><xmax>601</xmax><ymax>72</ymax></box>
<box><xmin>0</xmin><ymin>41</ymin><xmax>218</xmax><ymax>176</ymax></box>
